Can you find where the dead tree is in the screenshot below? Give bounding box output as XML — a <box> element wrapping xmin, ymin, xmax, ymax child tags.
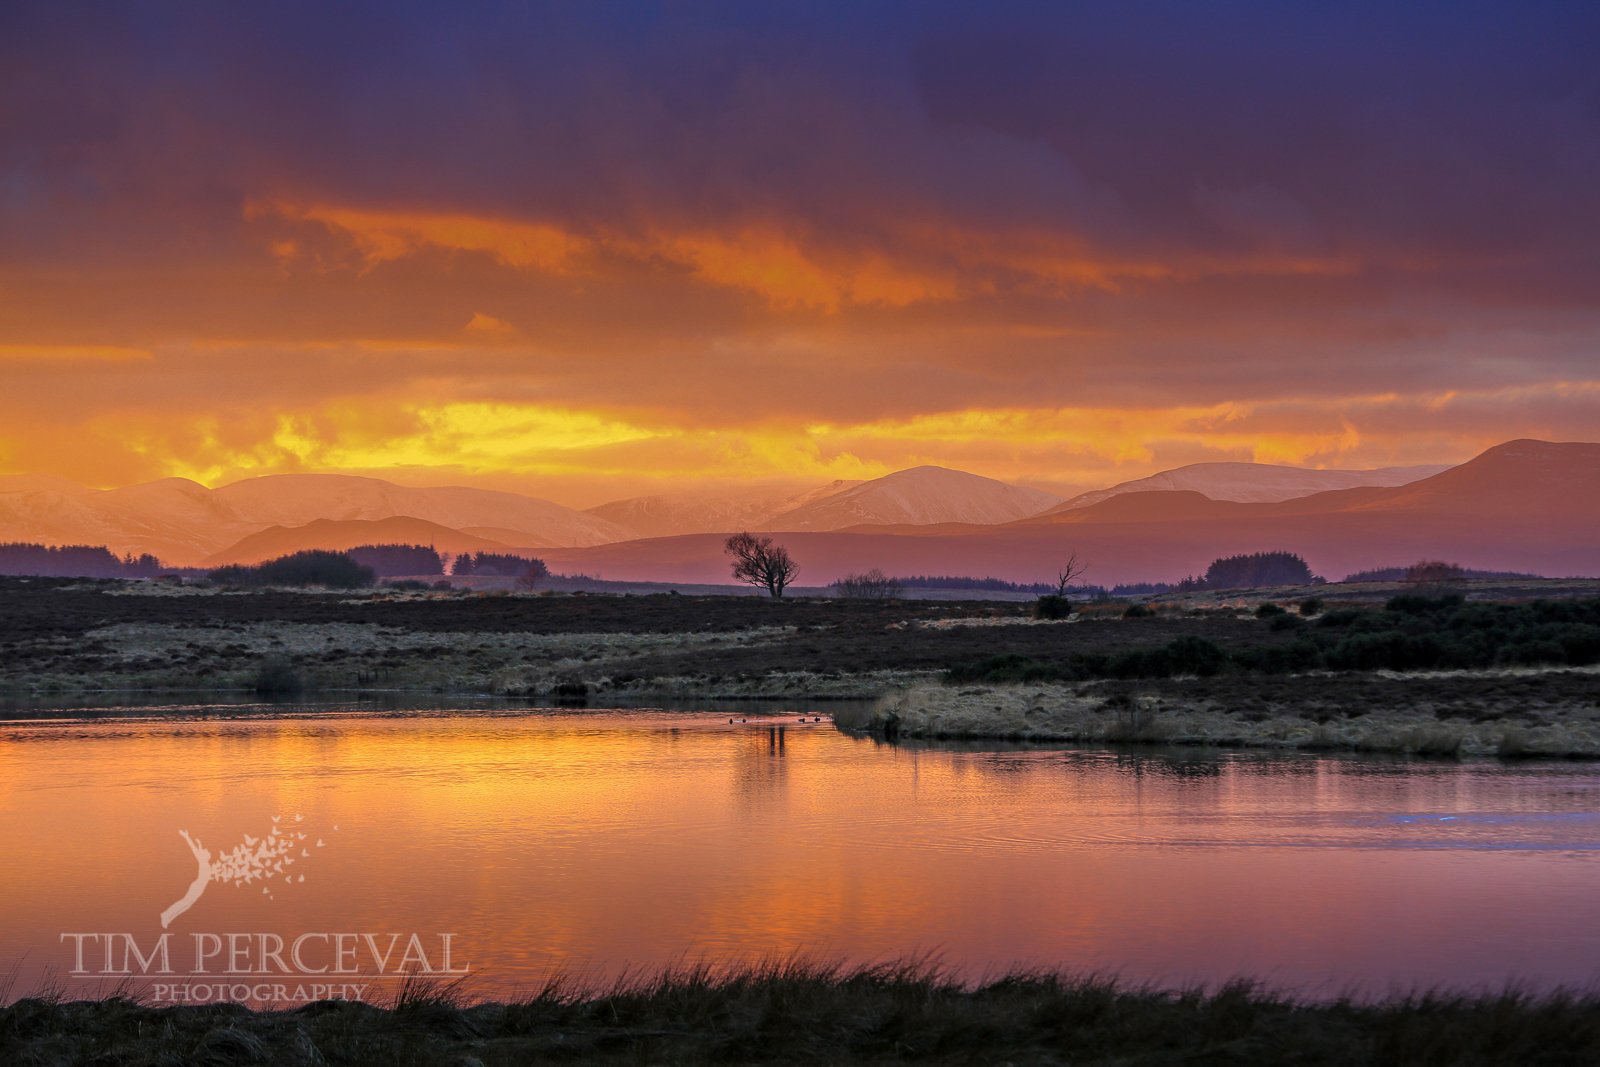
<box><xmin>724</xmin><ymin>532</ymin><xmax>800</xmax><ymax>598</ymax></box>
<box><xmin>1035</xmin><ymin>551</ymin><xmax>1089</xmax><ymax>620</ymax></box>
<box><xmin>1054</xmin><ymin>552</ymin><xmax>1088</xmax><ymax>595</ymax></box>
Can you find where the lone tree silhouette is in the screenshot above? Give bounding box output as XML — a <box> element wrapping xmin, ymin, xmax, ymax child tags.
<box><xmin>1034</xmin><ymin>551</ymin><xmax>1088</xmax><ymax>619</ymax></box>
<box><xmin>724</xmin><ymin>532</ymin><xmax>800</xmax><ymax>598</ymax></box>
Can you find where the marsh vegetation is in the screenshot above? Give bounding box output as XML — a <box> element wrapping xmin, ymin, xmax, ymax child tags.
<box><xmin>8</xmin><ymin>961</ymin><xmax>1600</xmax><ymax>1066</ymax></box>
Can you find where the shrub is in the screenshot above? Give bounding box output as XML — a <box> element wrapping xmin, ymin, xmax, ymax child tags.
<box><xmin>1385</xmin><ymin>593</ymin><xmax>1464</xmax><ymax>615</ymax></box>
<box><xmin>431</xmin><ymin>580</ymin><xmax>453</xmax><ymax>590</ymax></box>
<box><xmin>834</xmin><ymin>569</ymin><xmax>904</xmax><ymax>599</ymax></box>
<box><xmin>1255</xmin><ymin>602</ymin><xmax>1286</xmax><ymax>618</ymax></box>
<box><xmin>1298</xmin><ymin>597</ymin><xmax>1324</xmax><ymax>616</ymax></box>
<box><xmin>1033</xmin><ymin>594</ymin><xmax>1073</xmax><ymax>619</ymax></box>
<box><xmin>1317</xmin><ymin>608</ymin><xmax>1366</xmax><ymax>628</ymax></box>
<box><xmin>1268</xmin><ymin>613</ymin><xmax>1303</xmax><ymax>632</ymax></box>
<box><xmin>252</xmin><ymin>658</ymin><xmax>303</xmax><ymax>696</ymax></box>
<box><xmin>1123</xmin><ymin>605</ymin><xmax>1154</xmax><ymax>619</ymax></box>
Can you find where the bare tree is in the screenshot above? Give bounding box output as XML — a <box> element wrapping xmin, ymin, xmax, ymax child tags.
<box><xmin>724</xmin><ymin>532</ymin><xmax>800</xmax><ymax>597</ymax></box>
<box><xmin>833</xmin><ymin>568</ymin><xmax>903</xmax><ymax>599</ymax></box>
<box><xmin>1035</xmin><ymin>551</ymin><xmax>1089</xmax><ymax>619</ymax></box>
<box><xmin>1054</xmin><ymin>552</ymin><xmax>1088</xmax><ymax>596</ymax></box>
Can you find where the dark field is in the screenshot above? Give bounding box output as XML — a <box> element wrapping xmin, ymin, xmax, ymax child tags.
<box><xmin>0</xmin><ymin>578</ymin><xmax>1319</xmax><ymax>693</ymax></box>
<box><xmin>1</xmin><ymin>581</ymin><xmax>1596</xmax><ymax>730</ymax></box>
<box><xmin>8</xmin><ymin>963</ymin><xmax>1600</xmax><ymax>1067</ymax></box>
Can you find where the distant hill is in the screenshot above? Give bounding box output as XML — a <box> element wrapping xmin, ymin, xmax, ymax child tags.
<box><xmin>1045</xmin><ymin>461</ymin><xmax>1452</xmax><ymax>513</ymax></box>
<box><xmin>1021</xmin><ymin>440</ymin><xmax>1600</xmax><ymax>526</ymax></box>
<box><xmin>0</xmin><ymin>478</ymin><xmax>236</xmax><ymax>563</ymax></box>
<box><xmin>535</xmin><ymin>440</ymin><xmax>1600</xmax><ymax>586</ymax></box>
<box><xmin>212</xmin><ymin>474</ymin><xmax>633</xmax><ymax>546</ymax></box>
<box><xmin>202</xmin><ymin>517</ymin><xmax>515</xmax><ymax>567</ymax></box>
<box><xmin>759</xmin><ymin>466</ymin><xmax>1062</xmax><ymax>531</ymax></box>
<box><xmin>0</xmin><ymin>472</ymin><xmax>634</xmax><ymax>565</ymax></box>
<box><xmin>585</xmin><ymin>480</ymin><xmax>861</xmax><ymax>537</ymax></box>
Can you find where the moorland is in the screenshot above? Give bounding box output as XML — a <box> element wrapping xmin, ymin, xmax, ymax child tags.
<box><xmin>3</xmin><ymin>575</ymin><xmax>1598</xmax><ymax>756</ymax></box>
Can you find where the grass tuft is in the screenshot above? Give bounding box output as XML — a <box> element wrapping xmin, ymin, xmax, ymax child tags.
<box><xmin>9</xmin><ymin>959</ymin><xmax>1600</xmax><ymax>1064</ymax></box>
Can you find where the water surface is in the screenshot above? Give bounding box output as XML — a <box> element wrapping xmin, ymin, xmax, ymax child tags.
<box><xmin>2</xmin><ymin>702</ymin><xmax>1598</xmax><ymax>1003</ymax></box>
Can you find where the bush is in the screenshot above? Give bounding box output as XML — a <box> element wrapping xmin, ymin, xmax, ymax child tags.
<box><xmin>1033</xmin><ymin>594</ymin><xmax>1073</xmax><ymax>619</ymax></box>
<box><xmin>251</xmin><ymin>658</ymin><xmax>303</xmax><ymax>696</ymax></box>
<box><xmin>1298</xmin><ymin>597</ymin><xmax>1324</xmax><ymax>616</ymax></box>
<box><xmin>1268</xmin><ymin>613</ymin><xmax>1304</xmax><ymax>632</ymax></box>
<box><xmin>1255</xmin><ymin>602</ymin><xmax>1286</xmax><ymax>618</ymax></box>
<box><xmin>1317</xmin><ymin>608</ymin><xmax>1367</xmax><ymax>628</ymax></box>
<box><xmin>834</xmin><ymin>569</ymin><xmax>904</xmax><ymax>599</ymax></box>
<box><xmin>383</xmin><ymin>579</ymin><xmax>430</xmax><ymax>591</ymax></box>
<box><xmin>1385</xmin><ymin>593</ymin><xmax>1464</xmax><ymax>615</ymax></box>
<box><xmin>1123</xmin><ymin>605</ymin><xmax>1154</xmax><ymax>619</ymax></box>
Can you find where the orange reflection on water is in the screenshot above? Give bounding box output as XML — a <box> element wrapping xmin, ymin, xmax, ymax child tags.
<box><xmin>2</xmin><ymin>710</ymin><xmax>1599</xmax><ymax>1002</ymax></box>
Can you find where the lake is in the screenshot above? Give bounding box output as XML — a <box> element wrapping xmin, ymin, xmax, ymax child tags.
<box><xmin>3</xmin><ymin>700</ymin><xmax>1599</xmax><ymax>1007</ymax></box>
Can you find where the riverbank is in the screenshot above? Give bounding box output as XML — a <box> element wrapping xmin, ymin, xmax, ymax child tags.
<box><xmin>7</xmin><ymin>961</ymin><xmax>1600</xmax><ymax>1066</ymax></box>
<box><xmin>842</xmin><ymin>669</ymin><xmax>1600</xmax><ymax>757</ymax></box>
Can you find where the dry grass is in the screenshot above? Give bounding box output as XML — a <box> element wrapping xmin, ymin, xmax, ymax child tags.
<box><xmin>855</xmin><ymin>676</ymin><xmax>1600</xmax><ymax>757</ymax></box>
<box><xmin>6</xmin><ymin>959</ymin><xmax>1600</xmax><ymax>1065</ymax></box>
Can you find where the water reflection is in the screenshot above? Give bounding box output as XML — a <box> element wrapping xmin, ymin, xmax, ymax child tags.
<box><xmin>1</xmin><ymin>705</ymin><xmax>1598</xmax><ymax>1005</ymax></box>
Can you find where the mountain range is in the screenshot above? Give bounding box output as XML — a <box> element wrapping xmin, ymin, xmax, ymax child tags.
<box><xmin>530</xmin><ymin>441</ymin><xmax>1600</xmax><ymax>586</ymax></box>
<box><xmin>8</xmin><ymin>445</ymin><xmax>1584</xmax><ymax>581</ymax></box>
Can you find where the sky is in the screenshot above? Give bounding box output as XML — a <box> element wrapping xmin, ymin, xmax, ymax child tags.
<box><xmin>3</xmin><ymin>0</ymin><xmax>1598</xmax><ymax>508</ymax></box>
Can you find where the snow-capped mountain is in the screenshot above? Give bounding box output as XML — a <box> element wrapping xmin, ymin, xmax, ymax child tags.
<box><xmin>585</xmin><ymin>480</ymin><xmax>862</xmax><ymax>538</ymax></box>
<box><xmin>759</xmin><ymin>466</ymin><xmax>1063</xmax><ymax>530</ymax></box>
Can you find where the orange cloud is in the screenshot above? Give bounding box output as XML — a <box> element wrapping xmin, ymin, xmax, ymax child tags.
<box><xmin>252</xmin><ymin>202</ymin><xmax>1362</xmax><ymax>316</ymax></box>
<box><xmin>257</xmin><ymin>202</ymin><xmax>588</xmax><ymax>271</ymax></box>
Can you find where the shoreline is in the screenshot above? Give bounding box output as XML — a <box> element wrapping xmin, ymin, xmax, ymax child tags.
<box><xmin>7</xmin><ymin>665</ymin><xmax>1600</xmax><ymax>760</ymax></box>
<box><xmin>840</xmin><ymin>668</ymin><xmax>1600</xmax><ymax>758</ymax></box>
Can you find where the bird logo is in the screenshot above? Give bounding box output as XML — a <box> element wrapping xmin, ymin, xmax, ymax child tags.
<box><xmin>160</xmin><ymin>814</ymin><xmax>338</xmax><ymax>928</ymax></box>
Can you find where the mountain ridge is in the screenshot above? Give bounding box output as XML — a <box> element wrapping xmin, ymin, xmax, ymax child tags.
<box><xmin>1044</xmin><ymin>461</ymin><xmax>1453</xmax><ymax>513</ymax></box>
<box><xmin>759</xmin><ymin>466</ymin><xmax>1063</xmax><ymax>531</ymax></box>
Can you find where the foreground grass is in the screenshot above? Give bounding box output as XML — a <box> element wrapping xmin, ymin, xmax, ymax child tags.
<box><xmin>7</xmin><ymin>962</ymin><xmax>1600</xmax><ymax>1066</ymax></box>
